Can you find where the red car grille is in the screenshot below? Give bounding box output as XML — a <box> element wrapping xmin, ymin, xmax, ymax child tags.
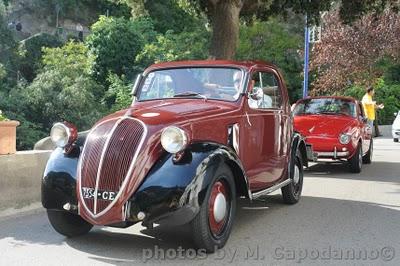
<box><xmin>79</xmin><ymin>117</ymin><xmax>146</xmax><ymax>216</ymax></box>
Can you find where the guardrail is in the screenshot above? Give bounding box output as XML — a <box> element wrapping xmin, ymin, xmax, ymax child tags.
<box><xmin>0</xmin><ymin>150</ymin><xmax>51</xmax><ymax>213</ymax></box>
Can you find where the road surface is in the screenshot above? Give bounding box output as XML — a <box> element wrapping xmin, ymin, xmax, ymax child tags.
<box><xmin>1</xmin><ymin>137</ymin><xmax>399</xmax><ymax>265</ymax></box>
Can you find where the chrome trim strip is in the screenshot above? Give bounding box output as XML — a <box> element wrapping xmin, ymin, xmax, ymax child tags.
<box><xmin>251</xmin><ymin>179</ymin><xmax>292</xmax><ymax>199</ymax></box>
<box><xmin>93</xmin><ymin>117</ymin><xmax>124</xmax><ymax>214</ymax></box>
<box><xmin>316</xmin><ymin>151</ymin><xmax>349</xmax><ymax>157</ymax></box>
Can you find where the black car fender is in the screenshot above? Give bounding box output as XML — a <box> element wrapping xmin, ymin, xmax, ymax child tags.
<box><xmin>41</xmin><ymin>132</ymin><xmax>88</xmax><ymax>212</ymax></box>
<box><xmin>129</xmin><ymin>142</ymin><xmax>251</xmax><ymax>226</ymax></box>
<box><xmin>41</xmin><ymin>148</ymin><xmax>80</xmax><ymax>211</ymax></box>
<box><xmin>291</xmin><ymin>131</ymin><xmax>308</xmax><ymax>168</ymax></box>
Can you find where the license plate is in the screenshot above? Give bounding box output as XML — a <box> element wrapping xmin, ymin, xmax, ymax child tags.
<box><xmin>81</xmin><ymin>187</ymin><xmax>117</xmax><ymax>201</ymax></box>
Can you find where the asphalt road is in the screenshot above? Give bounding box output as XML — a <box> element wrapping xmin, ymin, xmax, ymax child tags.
<box><xmin>1</xmin><ymin>137</ymin><xmax>399</xmax><ymax>266</ymax></box>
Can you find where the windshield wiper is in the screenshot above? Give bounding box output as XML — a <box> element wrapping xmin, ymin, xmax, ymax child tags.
<box><xmin>316</xmin><ymin>111</ymin><xmax>338</xmax><ymax>115</ymax></box>
<box><xmin>173</xmin><ymin>91</ymin><xmax>207</xmax><ymax>100</ymax></box>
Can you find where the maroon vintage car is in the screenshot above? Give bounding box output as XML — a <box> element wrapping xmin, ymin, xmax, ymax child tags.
<box><xmin>42</xmin><ymin>60</ymin><xmax>308</xmax><ymax>252</ymax></box>
<box><xmin>293</xmin><ymin>96</ymin><xmax>373</xmax><ymax>173</ymax></box>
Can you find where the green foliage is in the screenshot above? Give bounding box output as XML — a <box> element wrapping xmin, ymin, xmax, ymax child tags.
<box><xmin>86</xmin><ymin>16</ymin><xmax>146</xmax><ymax>83</ymax></box>
<box><xmin>144</xmin><ymin>0</ymin><xmax>199</xmax><ymax>33</ymax></box>
<box><xmin>236</xmin><ymin>19</ymin><xmax>303</xmax><ymax>101</ymax></box>
<box><xmin>0</xmin><ymin>3</ymin><xmax>19</xmax><ymax>89</ymax></box>
<box><xmin>25</xmin><ymin>42</ymin><xmax>104</xmax><ymax>132</ymax></box>
<box><xmin>136</xmin><ymin>26</ymin><xmax>210</xmax><ymax>65</ymax></box>
<box><xmin>120</xmin><ymin>0</ymin><xmax>200</xmax><ymax>33</ymax></box>
<box><xmin>105</xmin><ymin>74</ymin><xmax>133</xmax><ymax>111</ymax></box>
<box><xmin>0</xmin><ymin>109</ymin><xmax>8</xmax><ymax>121</ymax></box>
<box><xmin>18</xmin><ymin>33</ymin><xmax>63</xmax><ymax>82</ymax></box>
<box><xmin>0</xmin><ymin>63</ymin><xmax>5</xmax><ymax>80</ymax></box>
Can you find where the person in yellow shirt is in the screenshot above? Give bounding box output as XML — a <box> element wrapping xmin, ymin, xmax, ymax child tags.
<box><xmin>362</xmin><ymin>87</ymin><xmax>384</xmax><ymax>128</ymax></box>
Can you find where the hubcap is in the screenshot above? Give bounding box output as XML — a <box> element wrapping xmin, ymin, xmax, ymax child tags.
<box><xmin>293</xmin><ymin>164</ymin><xmax>300</xmax><ymax>185</ymax></box>
<box><xmin>208</xmin><ymin>181</ymin><xmax>229</xmax><ymax>236</ymax></box>
<box><xmin>213</xmin><ymin>193</ymin><xmax>227</xmax><ymax>223</ymax></box>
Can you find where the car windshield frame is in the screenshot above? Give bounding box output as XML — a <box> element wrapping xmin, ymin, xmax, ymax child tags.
<box><xmin>293</xmin><ymin>98</ymin><xmax>357</xmax><ymax>118</ymax></box>
<box><xmin>136</xmin><ymin>66</ymin><xmax>246</xmax><ymax>103</ymax></box>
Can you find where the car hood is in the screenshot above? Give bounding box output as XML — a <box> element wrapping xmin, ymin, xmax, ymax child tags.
<box><xmin>103</xmin><ymin>99</ymin><xmax>238</xmax><ymax>126</ymax></box>
<box><xmin>294</xmin><ymin>115</ymin><xmax>356</xmax><ymax>137</ymax></box>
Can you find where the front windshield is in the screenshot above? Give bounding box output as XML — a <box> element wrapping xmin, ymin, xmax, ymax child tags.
<box><xmin>137</xmin><ymin>67</ymin><xmax>244</xmax><ymax>102</ymax></box>
<box><xmin>293</xmin><ymin>98</ymin><xmax>357</xmax><ymax>118</ymax></box>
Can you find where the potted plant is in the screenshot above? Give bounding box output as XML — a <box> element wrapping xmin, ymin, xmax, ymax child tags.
<box><xmin>0</xmin><ymin>110</ymin><xmax>20</xmax><ymax>155</ymax></box>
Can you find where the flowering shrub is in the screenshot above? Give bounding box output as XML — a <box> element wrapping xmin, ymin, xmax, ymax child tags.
<box><xmin>0</xmin><ymin>110</ymin><xmax>9</xmax><ymax>121</ymax></box>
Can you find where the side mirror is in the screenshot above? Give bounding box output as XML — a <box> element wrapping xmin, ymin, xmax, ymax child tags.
<box><xmin>248</xmin><ymin>87</ymin><xmax>263</xmax><ymax>101</ymax></box>
<box><xmin>131</xmin><ymin>73</ymin><xmax>143</xmax><ymax>96</ymax></box>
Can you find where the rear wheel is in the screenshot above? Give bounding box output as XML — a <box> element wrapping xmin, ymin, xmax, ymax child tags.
<box><xmin>349</xmin><ymin>144</ymin><xmax>362</xmax><ymax>173</ymax></box>
<box><xmin>362</xmin><ymin>140</ymin><xmax>373</xmax><ymax>164</ymax></box>
<box><xmin>47</xmin><ymin>210</ymin><xmax>93</xmax><ymax>237</ymax></box>
<box><xmin>191</xmin><ymin>164</ymin><xmax>236</xmax><ymax>253</ymax></box>
<box><xmin>282</xmin><ymin>150</ymin><xmax>304</xmax><ymax>204</ymax></box>
<box><xmin>394</xmin><ymin>138</ymin><xmax>399</xmax><ymax>143</ymax></box>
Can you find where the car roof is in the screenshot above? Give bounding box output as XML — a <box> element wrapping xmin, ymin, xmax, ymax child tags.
<box><xmin>297</xmin><ymin>95</ymin><xmax>357</xmax><ymax>103</ymax></box>
<box><xmin>144</xmin><ymin>60</ymin><xmax>278</xmax><ymax>73</ymax></box>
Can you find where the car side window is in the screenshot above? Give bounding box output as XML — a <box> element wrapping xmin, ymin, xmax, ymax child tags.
<box><xmin>249</xmin><ymin>71</ymin><xmax>282</xmax><ymax>109</ymax></box>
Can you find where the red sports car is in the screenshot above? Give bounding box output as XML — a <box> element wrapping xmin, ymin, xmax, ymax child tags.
<box><xmin>293</xmin><ymin>96</ymin><xmax>373</xmax><ymax>173</ymax></box>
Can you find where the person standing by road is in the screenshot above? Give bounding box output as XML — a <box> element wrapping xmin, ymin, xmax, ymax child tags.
<box><xmin>362</xmin><ymin>87</ymin><xmax>384</xmax><ymax>132</ymax></box>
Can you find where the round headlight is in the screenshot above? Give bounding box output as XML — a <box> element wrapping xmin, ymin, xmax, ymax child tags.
<box><xmin>161</xmin><ymin>126</ymin><xmax>188</xmax><ymax>153</ymax></box>
<box><xmin>50</xmin><ymin>123</ymin><xmax>71</xmax><ymax>148</ymax></box>
<box><xmin>339</xmin><ymin>133</ymin><xmax>351</xmax><ymax>144</ymax></box>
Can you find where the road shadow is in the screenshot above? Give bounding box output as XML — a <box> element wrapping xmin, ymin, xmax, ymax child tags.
<box><xmin>305</xmin><ymin>161</ymin><xmax>400</xmax><ymax>183</ymax></box>
<box><xmin>60</xmin><ymin>195</ymin><xmax>400</xmax><ymax>265</ymax></box>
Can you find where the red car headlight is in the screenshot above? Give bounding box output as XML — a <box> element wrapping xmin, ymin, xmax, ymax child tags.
<box><xmin>50</xmin><ymin>122</ymin><xmax>78</xmax><ymax>148</ymax></box>
<box><xmin>339</xmin><ymin>133</ymin><xmax>351</xmax><ymax>144</ymax></box>
<box><xmin>161</xmin><ymin>126</ymin><xmax>188</xmax><ymax>154</ymax></box>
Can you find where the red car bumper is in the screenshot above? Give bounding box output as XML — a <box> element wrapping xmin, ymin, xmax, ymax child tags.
<box><xmin>306</xmin><ymin>136</ymin><xmax>357</xmax><ymax>160</ymax></box>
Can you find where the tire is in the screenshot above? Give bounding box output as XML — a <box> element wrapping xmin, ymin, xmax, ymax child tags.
<box><xmin>47</xmin><ymin>209</ymin><xmax>93</xmax><ymax>237</ymax></box>
<box><xmin>349</xmin><ymin>144</ymin><xmax>362</xmax><ymax>173</ymax></box>
<box><xmin>191</xmin><ymin>164</ymin><xmax>236</xmax><ymax>253</ymax></box>
<box><xmin>394</xmin><ymin>138</ymin><xmax>399</xmax><ymax>143</ymax></box>
<box><xmin>362</xmin><ymin>139</ymin><xmax>373</xmax><ymax>164</ymax></box>
<box><xmin>281</xmin><ymin>150</ymin><xmax>304</xmax><ymax>204</ymax></box>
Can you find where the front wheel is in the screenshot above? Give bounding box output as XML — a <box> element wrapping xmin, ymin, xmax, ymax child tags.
<box><xmin>394</xmin><ymin>138</ymin><xmax>399</xmax><ymax>143</ymax></box>
<box><xmin>47</xmin><ymin>210</ymin><xmax>93</xmax><ymax>237</ymax></box>
<box><xmin>281</xmin><ymin>150</ymin><xmax>304</xmax><ymax>204</ymax></box>
<box><xmin>191</xmin><ymin>164</ymin><xmax>236</xmax><ymax>253</ymax></box>
<box><xmin>349</xmin><ymin>144</ymin><xmax>362</xmax><ymax>173</ymax></box>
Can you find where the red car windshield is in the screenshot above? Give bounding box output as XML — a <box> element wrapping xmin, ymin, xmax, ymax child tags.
<box><xmin>293</xmin><ymin>98</ymin><xmax>356</xmax><ymax>118</ymax></box>
<box><xmin>137</xmin><ymin>67</ymin><xmax>244</xmax><ymax>102</ymax></box>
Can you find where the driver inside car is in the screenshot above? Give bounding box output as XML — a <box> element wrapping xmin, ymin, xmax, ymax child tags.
<box><xmin>203</xmin><ymin>70</ymin><xmax>242</xmax><ymax>100</ymax></box>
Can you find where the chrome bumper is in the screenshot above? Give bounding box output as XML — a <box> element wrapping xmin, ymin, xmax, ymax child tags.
<box><xmin>314</xmin><ymin>147</ymin><xmax>349</xmax><ymax>159</ymax></box>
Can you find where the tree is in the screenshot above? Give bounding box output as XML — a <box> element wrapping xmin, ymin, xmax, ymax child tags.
<box><xmin>122</xmin><ymin>0</ymin><xmax>400</xmax><ymax>59</ymax></box>
<box><xmin>86</xmin><ymin>16</ymin><xmax>149</xmax><ymax>83</ymax></box>
<box><xmin>24</xmin><ymin>42</ymin><xmax>104</xmax><ymax>132</ymax></box>
<box><xmin>0</xmin><ymin>1</ymin><xmax>19</xmax><ymax>89</ymax></box>
<box><xmin>136</xmin><ymin>26</ymin><xmax>210</xmax><ymax>65</ymax></box>
<box><xmin>310</xmin><ymin>9</ymin><xmax>400</xmax><ymax>94</ymax></box>
<box><xmin>236</xmin><ymin>19</ymin><xmax>303</xmax><ymax>101</ymax></box>
<box><xmin>18</xmin><ymin>33</ymin><xmax>63</xmax><ymax>82</ymax></box>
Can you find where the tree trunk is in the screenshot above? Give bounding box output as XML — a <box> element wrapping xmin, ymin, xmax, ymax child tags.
<box><xmin>209</xmin><ymin>1</ymin><xmax>242</xmax><ymax>60</ymax></box>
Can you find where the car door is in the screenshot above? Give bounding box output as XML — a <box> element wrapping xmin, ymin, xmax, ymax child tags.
<box><xmin>240</xmin><ymin>68</ymin><xmax>290</xmax><ymax>191</ymax></box>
